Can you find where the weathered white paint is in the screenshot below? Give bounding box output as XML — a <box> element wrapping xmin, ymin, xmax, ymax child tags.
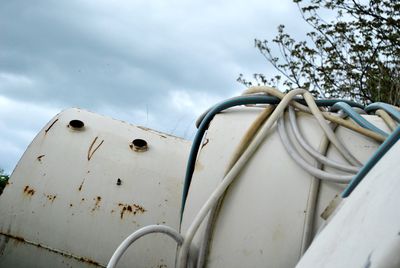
<box><xmin>0</xmin><ymin>106</ymin><xmax>394</xmax><ymax>267</ymax></box>
<box><xmin>181</xmin><ymin>107</ymin><xmax>387</xmax><ymax>267</ymax></box>
<box><xmin>0</xmin><ymin>108</ymin><xmax>190</xmax><ymax>267</ymax></box>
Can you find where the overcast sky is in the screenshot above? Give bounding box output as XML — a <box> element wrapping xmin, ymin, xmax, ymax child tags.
<box><xmin>0</xmin><ymin>0</ymin><xmax>307</xmax><ymax>174</ymax></box>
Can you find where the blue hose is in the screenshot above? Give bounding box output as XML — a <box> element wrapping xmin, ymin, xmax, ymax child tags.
<box><xmin>181</xmin><ymin>95</ymin><xmax>281</xmax><ymax>214</ymax></box>
<box><xmin>181</xmin><ymin>95</ymin><xmax>365</xmax><ymax>215</ymax></box>
<box><xmin>331</xmin><ymin>102</ymin><xmax>389</xmax><ymax>137</ymax></box>
<box><xmin>196</xmin><ymin>99</ymin><xmax>364</xmax><ymax>128</ymax></box>
<box><xmin>342</xmin><ymin>125</ymin><xmax>400</xmax><ymax>197</ymax></box>
<box><xmin>365</xmin><ymin>102</ymin><xmax>400</xmax><ymax>122</ymax></box>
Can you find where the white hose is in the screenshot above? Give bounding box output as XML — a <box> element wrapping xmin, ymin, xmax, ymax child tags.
<box><xmin>243</xmin><ymin>86</ymin><xmax>386</xmax><ymax>142</ymax></box>
<box><xmin>277</xmin><ymin>115</ymin><xmax>353</xmax><ymax>183</ymax></box>
<box><xmin>195</xmin><ymin>95</ymin><xmax>361</xmax><ymax>266</ymax></box>
<box><xmin>196</xmin><ymin>105</ymin><xmax>345</xmax><ymax>266</ymax></box>
<box><xmin>243</xmin><ymin>87</ymin><xmax>363</xmax><ymax>166</ymax></box>
<box><xmin>107</xmin><ymin>225</ymin><xmax>183</xmax><ymax>268</ymax></box>
<box><xmin>196</xmin><ymin>105</ymin><xmax>275</xmax><ymax>268</ymax></box>
<box><xmin>226</xmin><ymin>105</ymin><xmax>275</xmax><ymax>172</ymax></box>
<box><xmin>177</xmin><ymin>89</ymin><xmax>314</xmax><ymax>268</ymax></box>
<box><xmin>300</xmin><ymin>158</ymin><xmax>320</xmax><ymax>255</ymax></box>
<box><xmin>302</xmin><ymin>93</ymin><xmax>363</xmax><ymax>166</ymax></box>
<box><xmin>108</xmin><ymin>88</ymin><xmax>386</xmax><ymax>268</ymax></box>
<box><xmin>288</xmin><ymin>107</ymin><xmax>359</xmax><ymax>173</ymax></box>
<box><xmin>178</xmin><ymin>88</ymin><xmax>365</xmax><ymax>267</ymax></box>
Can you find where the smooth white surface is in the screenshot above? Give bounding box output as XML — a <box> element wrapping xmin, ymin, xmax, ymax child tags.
<box><xmin>181</xmin><ymin>107</ymin><xmax>386</xmax><ymax>268</ymax></box>
<box><xmin>296</xmin><ymin>141</ymin><xmax>400</xmax><ymax>268</ymax></box>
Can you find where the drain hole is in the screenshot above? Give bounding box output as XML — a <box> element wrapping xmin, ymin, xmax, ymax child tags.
<box><xmin>69</xmin><ymin>120</ymin><xmax>84</xmax><ymax>129</ymax></box>
<box><xmin>130</xmin><ymin>139</ymin><xmax>148</xmax><ymax>152</ymax></box>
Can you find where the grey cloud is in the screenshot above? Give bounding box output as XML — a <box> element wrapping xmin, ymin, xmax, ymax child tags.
<box><xmin>0</xmin><ymin>0</ymin><xmax>302</xmax><ymax>107</ymax></box>
<box><xmin>0</xmin><ymin>0</ymin><xmax>305</xmax><ymax>172</ymax></box>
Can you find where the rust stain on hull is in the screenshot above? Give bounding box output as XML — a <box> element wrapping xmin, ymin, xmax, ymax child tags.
<box><xmin>87</xmin><ymin>137</ymin><xmax>104</xmax><ymax>161</ymax></box>
<box><xmin>45</xmin><ymin>118</ymin><xmax>59</xmax><ymax>134</ymax></box>
<box><xmin>23</xmin><ymin>186</ymin><xmax>35</xmax><ymax>196</ymax></box>
<box><xmin>91</xmin><ymin>196</ymin><xmax>102</xmax><ymax>212</ymax></box>
<box><xmin>0</xmin><ymin>232</ymin><xmax>105</xmax><ymax>267</ymax></box>
<box><xmin>78</xmin><ymin>179</ymin><xmax>85</xmax><ymax>191</ymax></box>
<box><xmin>118</xmin><ymin>203</ymin><xmax>146</xmax><ymax>219</ymax></box>
<box><xmin>45</xmin><ymin>194</ymin><xmax>57</xmax><ymax>202</ymax></box>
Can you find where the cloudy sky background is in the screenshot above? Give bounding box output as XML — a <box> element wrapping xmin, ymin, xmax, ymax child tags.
<box><xmin>0</xmin><ymin>0</ymin><xmax>308</xmax><ymax>173</ymax></box>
